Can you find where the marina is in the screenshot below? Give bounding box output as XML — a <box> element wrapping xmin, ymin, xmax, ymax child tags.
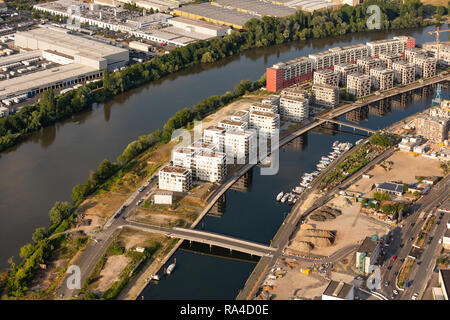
<box><xmin>275</xmin><ymin>140</ymin><xmax>353</xmax><ymax>205</ymax></box>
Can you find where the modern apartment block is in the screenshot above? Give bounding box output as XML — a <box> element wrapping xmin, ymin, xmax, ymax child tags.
<box><xmin>266</xmin><ymin>56</ymin><xmax>313</xmax><ymax>92</ymax></box>
<box><xmin>413</xmin><ymin>55</ymin><xmax>437</xmax><ymax>79</ymax></box>
<box><xmin>231</xmin><ymin>110</ymin><xmax>249</xmax><ymax>123</ymax></box>
<box><xmin>313</xmin><ymin>69</ymin><xmax>339</xmax><ymax>86</ymax></box>
<box><xmin>369</xmin><ymin>67</ymin><xmax>394</xmax><ymax>91</ymax></box>
<box><xmin>203</xmin><ymin>126</ymin><xmax>226</xmax><ymax>151</ymax></box>
<box><xmin>391</xmin><ymin>61</ymin><xmax>415</xmax><ymax>85</ymax></box>
<box><xmin>416</xmin><ymin>115</ymin><xmax>450</xmax><ymax>142</ymax></box>
<box><xmin>334</xmin><ymin>63</ymin><xmax>358</xmax><ymax>86</ymax></box>
<box><xmin>261</xmin><ymin>95</ymin><xmax>280</xmax><ymax>106</ymax></box>
<box><xmin>309</xmin><ymin>44</ymin><xmax>369</xmax><ymax>70</ymax></box>
<box><xmin>311</xmin><ymin>84</ymin><xmax>339</xmax><ymax>108</ymax></box>
<box><xmin>366</xmin><ymin>36</ymin><xmax>415</xmax><ymax>57</ymax></box>
<box><xmin>356</xmin><ymin>57</ymin><xmax>381</xmax><ymax>75</ymax></box>
<box><xmin>281</xmin><ymin>86</ymin><xmax>308</xmax><ymax>99</ymax></box>
<box><xmin>218</xmin><ymin>119</ymin><xmax>248</xmax><ymax>131</ymax></box>
<box><xmin>405</xmin><ymin>48</ymin><xmax>428</xmax><ymax>63</ymax></box>
<box><xmin>158</xmin><ymin>165</ymin><xmax>192</xmax><ymax>192</ymax></box>
<box><xmin>250</xmin><ymin>102</ymin><xmax>278</xmax><ymax>114</ymax></box>
<box><xmin>279</xmin><ymin>96</ymin><xmax>309</xmax><ymax>122</ymax></box>
<box><xmin>422</xmin><ymin>42</ymin><xmax>450</xmax><ymax>66</ymax></box>
<box><xmin>379</xmin><ymin>52</ymin><xmax>403</xmax><ymax>69</ymax></box>
<box><xmin>249</xmin><ymin>111</ymin><xmax>280</xmax><ymax>137</ymax></box>
<box><xmin>194</xmin><ymin>149</ymin><xmax>227</xmax><ymax>182</ymax></box>
<box><xmin>347</xmin><ymin>73</ymin><xmax>371</xmax><ymax>98</ymax></box>
<box><xmin>224</xmin><ymin>129</ymin><xmax>257</xmax><ymax>164</ymax></box>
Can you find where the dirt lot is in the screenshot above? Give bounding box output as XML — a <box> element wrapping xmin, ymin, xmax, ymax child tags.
<box><xmin>346</xmin><ymin>151</ymin><xmax>442</xmax><ymax>197</ymax></box>
<box><xmin>303</xmin><ymin>196</ymin><xmax>389</xmax><ymax>257</ymax></box>
<box><xmin>96</xmin><ymin>255</ymin><xmax>131</xmax><ymax>294</ymax></box>
<box><xmin>115</xmin><ymin>227</ymin><xmax>167</xmax><ymax>251</ymax></box>
<box><xmin>201</xmin><ymin>98</ymin><xmax>258</xmax><ymax>128</ymax></box>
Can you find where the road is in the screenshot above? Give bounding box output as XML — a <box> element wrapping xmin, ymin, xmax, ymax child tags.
<box><xmin>378</xmin><ymin>174</ymin><xmax>450</xmax><ymax>300</ymax></box>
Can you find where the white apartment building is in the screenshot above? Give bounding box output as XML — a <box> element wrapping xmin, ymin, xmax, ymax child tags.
<box><xmin>313</xmin><ymin>69</ymin><xmax>339</xmax><ymax>86</ymax></box>
<box><xmin>172</xmin><ymin>146</ymin><xmax>197</xmax><ymax>171</ymax></box>
<box><xmin>231</xmin><ymin>110</ymin><xmax>249</xmax><ymax>123</ymax></box>
<box><xmin>158</xmin><ymin>165</ymin><xmax>192</xmax><ymax>192</ymax></box>
<box><xmin>366</xmin><ymin>36</ymin><xmax>414</xmax><ymax>57</ymax></box>
<box><xmin>356</xmin><ymin>57</ymin><xmax>381</xmax><ymax>75</ymax></box>
<box><xmin>261</xmin><ymin>95</ymin><xmax>280</xmax><ymax>106</ymax></box>
<box><xmin>224</xmin><ymin>129</ymin><xmax>257</xmax><ymax>164</ymax></box>
<box><xmin>413</xmin><ymin>55</ymin><xmax>437</xmax><ymax>79</ymax></box>
<box><xmin>311</xmin><ymin>84</ymin><xmax>339</xmax><ymax>108</ymax></box>
<box><xmin>422</xmin><ymin>42</ymin><xmax>450</xmax><ymax>66</ymax></box>
<box><xmin>218</xmin><ymin>119</ymin><xmax>248</xmax><ymax>131</ymax></box>
<box><xmin>392</xmin><ymin>61</ymin><xmax>415</xmax><ymax>85</ymax></box>
<box><xmin>250</xmin><ymin>102</ymin><xmax>278</xmax><ymax>114</ymax></box>
<box><xmin>203</xmin><ymin>126</ymin><xmax>226</xmax><ymax>152</ymax></box>
<box><xmin>379</xmin><ymin>52</ymin><xmax>403</xmax><ymax>69</ymax></box>
<box><xmin>370</xmin><ymin>67</ymin><xmax>394</xmax><ymax>91</ymax></box>
<box><xmin>347</xmin><ymin>73</ymin><xmax>371</xmax><ymax>98</ymax></box>
<box><xmin>249</xmin><ymin>111</ymin><xmax>280</xmax><ymax>137</ymax></box>
<box><xmin>309</xmin><ymin>44</ymin><xmax>368</xmax><ymax>70</ymax></box>
<box><xmin>281</xmin><ymin>86</ymin><xmax>308</xmax><ymax>99</ymax></box>
<box><xmin>334</xmin><ymin>63</ymin><xmax>358</xmax><ymax>86</ymax></box>
<box><xmin>279</xmin><ymin>96</ymin><xmax>309</xmax><ymax>122</ymax></box>
<box><xmin>194</xmin><ymin>149</ymin><xmax>227</xmax><ymax>182</ymax></box>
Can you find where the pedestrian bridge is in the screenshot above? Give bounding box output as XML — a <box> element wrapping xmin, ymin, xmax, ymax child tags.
<box><xmin>123</xmin><ymin>221</ymin><xmax>277</xmax><ymax>257</ymax></box>
<box><xmin>314</xmin><ymin>117</ymin><xmax>376</xmax><ymax>134</ymax></box>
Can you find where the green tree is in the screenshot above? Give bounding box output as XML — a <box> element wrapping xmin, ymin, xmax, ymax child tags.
<box><xmin>19</xmin><ymin>244</ymin><xmax>34</xmax><ymax>259</ymax></box>
<box><xmin>48</xmin><ymin>201</ymin><xmax>71</xmax><ymax>226</ymax></box>
<box><xmin>32</xmin><ymin>227</ymin><xmax>46</xmax><ymax>243</ymax></box>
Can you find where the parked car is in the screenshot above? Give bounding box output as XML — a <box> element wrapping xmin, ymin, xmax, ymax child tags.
<box><xmin>384</xmin><ymin>281</ymin><xmax>389</xmax><ymax>287</ymax></box>
<box><xmin>138</xmin><ymin>186</ymin><xmax>145</xmax><ymax>192</ymax></box>
<box><xmin>392</xmin><ymin>256</ymin><xmax>397</xmax><ymax>261</ymax></box>
<box><xmin>393</xmin><ymin>289</ymin><xmax>398</xmax><ymax>295</ymax></box>
<box><xmin>137</xmin><ymin>199</ymin><xmax>143</xmax><ymax>206</ymax></box>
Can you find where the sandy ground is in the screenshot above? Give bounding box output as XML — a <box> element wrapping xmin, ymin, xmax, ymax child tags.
<box><xmin>96</xmin><ymin>255</ymin><xmax>131</xmax><ymax>294</ymax></box>
<box><xmin>201</xmin><ymin>98</ymin><xmax>258</xmax><ymax>129</ymax></box>
<box><xmin>347</xmin><ymin>151</ymin><xmax>442</xmax><ymax>197</ymax></box>
<box><xmin>116</xmin><ymin>228</ymin><xmax>166</xmax><ymax>251</ymax></box>
<box><xmin>272</xmin><ymin>270</ymin><xmax>328</xmax><ymax>300</ymax></box>
<box><xmin>302</xmin><ymin>196</ymin><xmax>389</xmax><ymax>257</ymax></box>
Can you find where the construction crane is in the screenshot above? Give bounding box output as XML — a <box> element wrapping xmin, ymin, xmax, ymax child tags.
<box><xmin>428</xmin><ymin>26</ymin><xmax>450</xmax><ymax>44</ymax></box>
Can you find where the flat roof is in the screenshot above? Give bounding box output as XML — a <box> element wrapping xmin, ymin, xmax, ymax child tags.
<box><xmin>160</xmin><ymin>165</ymin><xmax>189</xmax><ymax>174</ymax></box>
<box><xmin>440</xmin><ymin>269</ymin><xmax>450</xmax><ymax>299</ymax></box>
<box><xmin>250</xmin><ymin>111</ymin><xmax>278</xmax><ymax>118</ymax></box>
<box><xmin>0</xmin><ymin>63</ymin><xmax>97</xmax><ymax>98</ymax></box>
<box><xmin>357</xmin><ymin>237</ymin><xmax>379</xmax><ymax>256</ymax></box>
<box><xmin>170</xmin><ymin>16</ymin><xmax>229</xmax><ymax>31</ymax></box>
<box><xmin>377</xmin><ymin>182</ymin><xmax>404</xmax><ymax>193</ymax></box>
<box><xmin>0</xmin><ymin>50</ymin><xmax>41</xmax><ymax>67</ymax></box>
<box><xmin>219</xmin><ymin>119</ymin><xmax>246</xmax><ymax>126</ymax></box>
<box><xmin>16</xmin><ymin>27</ymin><xmax>128</xmax><ymax>60</ymax></box>
<box><xmin>323</xmin><ymin>281</ymin><xmax>353</xmax><ymax>299</ymax></box>
<box><xmin>212</xmin><ymin>0</ymin><xmax>297</xmax><ymax>18</ymax></box>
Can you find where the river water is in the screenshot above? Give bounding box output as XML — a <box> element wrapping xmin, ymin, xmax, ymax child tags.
<box><xmin>0</xmin><ymin>26</ymin><xmax>445</xmax><ymax>274</ymax></box>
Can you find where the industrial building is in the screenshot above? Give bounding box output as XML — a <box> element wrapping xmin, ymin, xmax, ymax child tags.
<box><xmin>279</xmin><ymin>96</ymin><xmax>309</xmax><ymax>122</ymax></box>
<box><xmin>0</xmin><ymin>26</ymin><xmax>128</xmax><ymax>102</ymax></box>
<box><xmin>356</xmin><ymin>57</ymin><xmax>381</xmax><ymax>75</ymax></box>
<box><xmin>369</xmin><ymin>67</ymin><xmax>394</xmax><ymax>91</ymax></box>
<box><xmin>322</xmin><ymin>281</ymin><xmax>354</xmax><ymax>300</ymax></box>
<box><xmin>313</xmin><ymin>69</ymin><xmax>339</xmax><ymax>86</ymax></box>
<box><xmin>270</xmin><ymin>0</ymin><xmax>341</xmax><ymax>12</ymax></box>
<box><xmin>311</xmin><ymin>84</ymin><xmax>339</xmax><ymax>108</ymax></box>
<box><xmin>346</xmin><ymin>73</ymin><xmax>370</xmax><ymax>98</ymax></box>
<box><xmin>355</xmin><ymin>236</ymin><xmax>381</xmax><ymax>275</ymax></box>
<box><xmin>172</xmin><ymin>3</ymin><xmax>258</xmax><ymax>29</ymax></box>
<box><xmin>34</xmin><ymin>0</ymin><xmax>230</xmax><ymax>47</ymax></box>
<box><xmin>158</xmin><ymin>165</ymin><xmax>192</xmax><ymax>192</ymax></box>
<box><xmin>375</xmin><ymin>182</ymin><xmax>404</xmax><ymax>196</ymax></box>
<box><xmin>211</xmin><ymin>0</ymin><xmax>297</xmax><ymax>18</ymax></box>
<box><xmin>392</xmin><ymin>61</ymin><xmax>415</xmax><ymax>85</ymax></box>
<box><xmin>334</xmin><ymin>62</ymin><xmax>358</xmax><ymax>86</ymax></box>
<box><xmin>266</xmin><ymin>56</ymin><xmax>313</xmax><ymax>92</ymax></box>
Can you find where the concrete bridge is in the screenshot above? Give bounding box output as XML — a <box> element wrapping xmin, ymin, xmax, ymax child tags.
<box><xmin>314</xmin><ymin>117</ymin><xmax>376</xmax><ymax>134</ymax></box>
<box><xmin>124</xmin><ymin>221</ymin><xmax>277</xmax><ymax>257</ymax></box>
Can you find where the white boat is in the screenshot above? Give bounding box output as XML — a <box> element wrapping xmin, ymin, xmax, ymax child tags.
<box><xmin>281</xmin><ymin>194</ymin><xmax>289</xmax><ymax>203</ymax></box>
<box><xmin>166</xmin><ymin>259</ymin><xmax>176</xmax><ymax>275</ymax></box>
<box><xmin>332</xmin><ymin>140</ymin><xmax>340</xmax><ymax>148</ymax></box>
<box><xmin>276</xmin><ymin>192</ymin><xmax>284</xmax><ymax>201</ymax></box>
<box><xmin>151</xmin><ymin>275</ymin><xmax>160</xmax><ymax>281</ymax></box>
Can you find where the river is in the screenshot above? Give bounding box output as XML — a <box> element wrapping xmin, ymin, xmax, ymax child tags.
<box><xmin>0</xmin><ymin>25</ymin><xmax>445</xmax><ymax>273</ymax></box>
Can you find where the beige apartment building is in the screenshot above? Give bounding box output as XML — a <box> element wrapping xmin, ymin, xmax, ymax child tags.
<box><xmin>279</xmin><ymin>96</ymin><xmax>309</xmax><ymax>122</ymax></box>
<box><xmin>311</xmin><ymin>84</ymin><xmax>339</xmax><ymax>108</ymax></box>
<box><xmin>249</xmin><ymin>111</ymin><xmax>280</xmax><ymax>137</ymax></box>
<box><xmin>313</xmin><ymin>69</ymin><xmax>339</xmax><ymax>86</ymax></box>
<box><xmin>413</xmin><ymin>55</ymin><xmax>437</xmax><ymax>79</ymax></box>
<box><xmin>392</xmin><ymin>61</ymin><xmax>415</xmax><ymax>85</ymax></box>
<box><xmin>334</xmin><ymin>63</ymin><xmax>358</xmax><ymax>86</ymax></box>
<box><xmin>347</xmin><ymin>73</ymin><xmax>371</xmax><ymax>98</ymax></box>
<box><xmin>370</xmin><ymin>67</ymin><xmax>394</xmax><ymax>91</ymax></box>
<box><xmin>158</xmin><ymin>165</ymin><xmax>192</xmax><ymax>192</ymax></box>
<box><xmin>357</xmin><ymin>57</ymin><xmax>381</xmax><ymax>75</ymax></box>
<box><xmin>379</xmin><ymin>52</ymin><xmax>403</xmax><ymax>69</ymax></box>
<box><xmin>416</xmin><ymin>115</ymin><xmax>450</xmax><ymax>142</ymax></box>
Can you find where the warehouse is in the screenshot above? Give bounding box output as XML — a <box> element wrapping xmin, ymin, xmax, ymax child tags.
<box><xmin>172</xmin><ymin>3</ymin><xmax>259</xmax><ymax>29</ymax></box>
<box><xmin>211</xmin><ymin>0</ymin><xmax>297</xmax><ymax>18</ymax></box>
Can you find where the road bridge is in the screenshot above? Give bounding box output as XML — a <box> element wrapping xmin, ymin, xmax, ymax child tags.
<box><xmin>314</xmin><ymin>117</ymin><xmax>376</xmax><ymax>134</ymax></box>
<box><xmin>124</xmin><ymin>221</ymin><xmax>277</xmax><ymax>257</ymax></box>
